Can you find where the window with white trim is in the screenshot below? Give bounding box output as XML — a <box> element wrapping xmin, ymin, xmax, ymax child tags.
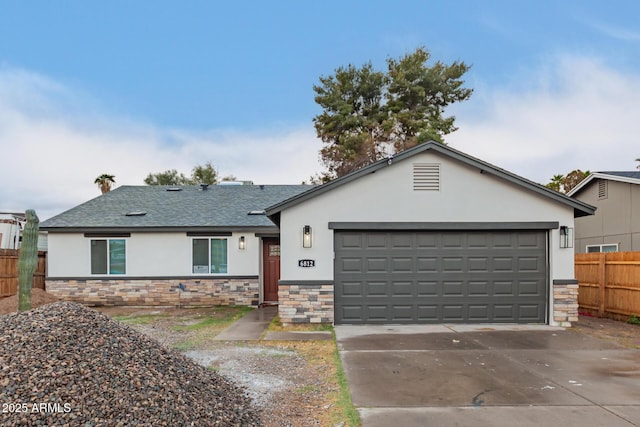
<box><xmin>586</xmin><ymin>243</ymin><xmax>618</xmax><ymax>253</ymax></box>
<box><xmin>192</xmin><ymin>238</ymin><xmax>228</xmax><ymax>274</ymax></box>
<box><xmin>91</xmin><ymin>239</ymin><xmax>126</xmax><ymax>274</ymax></box>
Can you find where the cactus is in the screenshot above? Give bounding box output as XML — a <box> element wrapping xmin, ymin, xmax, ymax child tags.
<box><xmin>18</xmin><ymin>209</ymin><xmax>39</xmax><ymax>312</ymax></box>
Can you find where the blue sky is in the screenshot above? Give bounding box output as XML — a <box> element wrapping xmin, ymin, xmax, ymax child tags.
<box><xmin>1</xmin><ymin>1</ymin><xmax>639</xmax><ymax>219</ymax></box>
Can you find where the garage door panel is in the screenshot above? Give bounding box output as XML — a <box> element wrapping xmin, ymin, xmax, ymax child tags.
<box><xmin>468</xmin><ymin>257</ymin><xmax>489</xmax><ymax>271</ymax></box>
<box><xmin>417</xmin><ymin>257</ymin><xmax>438</xmax><ymax>272</ymax></box>
<box><xmin>391</xmin><ymin>234</ymin><xmax>413</xmax><ymax>248</ymax></box>
<box><xmin>340</xmin><ymin>257</ymin><xmax>362</xmax><ymax>272</ymax></box>
<box><xmin>519</xmin><ymin>280</ymin><xmax>543</xmax><ymax>295</ymax></box>
<box><xmin>367</xmin><ymin>305</ymin><xmax>389</xmax><ymax>321</ymax></box>
<box><xmin>416</xmin><ymin>234</ymin><xmax>439</xmax><ymax>248</ymax></box>
<box><xmin>467</xmin><ymin>233</ymin><xmax>490</xmax><ymax>248</ymax></box>
<box><xmin>366</xmin><ymin>281</ymin><xmax>387</xmax><ymax>296</ymax></box>
<box><xmin>517</xmin><ymin>233</ymin><xmax>541</xmax><ymax>248</ymax></box>
<box><xmin>493</xmin><ymin>258</ymin><xmax>514</xmax><ymax>271</ymax></box>
<box><xmin>391</xmin><ymin>257</ymin><xmax>413</xmax><ymax>271</ymax></box>
<box><xmin>417</xmin><ymin>281</ymin><xmax>438</xmax><ymax>296</ymax></box>
<box><xmin>340</xmin><ymin>233</ymin><xmax>363</xmax><ymax>248</ymax></box>
<box><xmin>340</xmin><ymin>282</ymin><xmax>363</xmax><ymax>296</ymax></box>
<box><xmin>494</xmin><ymin>305</ymin><xmax>516</xmax><ymax>320</ymax></box>
<box><xmin>339</xmin><ymin>305</ymin><xmax>364</xmax><ymax>322</ymax></box>
<box><xmin>443</xmin><ymin>281</ymin><xmax>464</xmax><ymax>295</ymax></box>
<box><xmin>468</xmin><ymin>305</ymin><xmax>490</xmax><ymax>320</ymax></box>
<box><xmin>334</xmin><ymin>230</ymin><xmax>547</xmax><ymax>324</ymax></box>
<box><xmin>390</xmin><ymin>281</ymin><xmax>413</xmax><ymax>296</ymax></box>
<box><xmin>366</xmin><ymin>258</ymin><xmax>387</xmax><ymax>272</ymax></box>
<box><xmin>442</xmin><ymin>305</ymin><xmax>464</xmax><ymax>320</ymax></box>
<box><xmin>518</xmin><ymin>305</ymin><xmax>543</xmax><ymax>320</ymax></box>
<box><xmin>468</xmin><ymin>281</ymin><xmax>489</xmax><ymax>295</ymax></box>
<box><xmin>417</xmin><ymin>305</ymin><xmax>439</xmax><ymax>320</ymax></box>
<box><xmin>366</xmin><ymin>234</ymin><xmax>387</xmax><ymax>248</ymax></box>
<box><xmin>442</xmin><ymin>233</ymin><xmax>464</xmax><ymax>248</ymax></box>
<box><xmin>391</xmin><ymin>305</ymin><xmax>414</xmax><ymax>321</ymax></box>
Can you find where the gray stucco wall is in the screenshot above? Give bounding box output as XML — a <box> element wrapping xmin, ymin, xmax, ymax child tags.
<box><xmin>574</xmin><ymin>179</ymin><xmax>640</xmax><ymax>253</ymax></box>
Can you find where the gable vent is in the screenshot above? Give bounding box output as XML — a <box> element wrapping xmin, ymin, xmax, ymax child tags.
<box><xmin>598</xmin><ymin>179</ymin><xmax>608</xmax><ymax>199</ymax></box>
<box><xmin>413</xmin><ymin>163</ymin><xmax>440</xmax><ymax>191</ymax></box>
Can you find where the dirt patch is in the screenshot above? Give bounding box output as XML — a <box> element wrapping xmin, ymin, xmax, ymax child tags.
<box><xmin>572</xmin><ymin>314</ymin><xmax>640</xmax><ymax>348</ymax></box>
<box><xmin>0</xmin><ymin>289</ymin><xmax>59</xmax><ymax>315</ymax></box>
<box><xmin>98</xmin><ymin>307</ymin><xmax>339</xmax><ymax>426</ymax></box>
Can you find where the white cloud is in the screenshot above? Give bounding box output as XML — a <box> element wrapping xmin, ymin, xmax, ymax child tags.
<box><xmin>448</xmin><ymin>55</ymin><xmax>640</xmax><ymax>184</ymax></box>
<box><xmin>0</xmin><ymin>67</ymin><xmax>322</xmax><ymax>220</ymax></box>
<box><xmin>3</xmin><ymin>56</ymin><xmax>639</xmax><ymax>221</ymax></box>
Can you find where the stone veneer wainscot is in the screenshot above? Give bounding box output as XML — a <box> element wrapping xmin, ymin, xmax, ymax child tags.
<box><xmin>552</xmin><ymin>280</ymin><xmax>579</xmax><ymax>327</ymax></box>
<box><xmin>278</xmin><ymin>283</ymin><xmax>334</xmax><ymax>324</ymax></box>
<box><xmin>46</xmin><ymin>278</ymin><xmax>259</xmax><ymax>307</ymax></box>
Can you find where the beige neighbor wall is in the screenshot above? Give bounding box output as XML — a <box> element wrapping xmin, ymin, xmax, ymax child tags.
<box><xmin>278</xmin><ymin>151</ymin><xmax>577</xmax><ymax>325</ymax></box>
<box><xmin>574</xmin><ymin>179</ymin><xmax>640</xmax><ymax>253</ymax></box>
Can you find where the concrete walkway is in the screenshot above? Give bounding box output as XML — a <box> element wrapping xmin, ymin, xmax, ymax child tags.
<box><xmin>214</xmin><ymin>306</ymin><xmax>332</xmax><ymax>341</ymax></box>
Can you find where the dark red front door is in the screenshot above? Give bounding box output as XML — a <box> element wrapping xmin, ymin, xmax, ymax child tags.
<box><xmin>263</xmin><ymin>238</ymin><xmax>280</xmax><ymax>303</ymax></box>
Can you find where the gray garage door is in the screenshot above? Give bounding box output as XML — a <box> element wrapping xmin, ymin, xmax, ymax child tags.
<box><xmin>334</xmin><ymin>230</ymin><xmax>548</xmax><ymax>324</ymax></box>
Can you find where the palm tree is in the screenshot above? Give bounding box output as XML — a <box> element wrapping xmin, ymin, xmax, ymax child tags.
<box><xmin>545</xmin><ymin>174</ymin><xmax>564</xmax><ymax>192</ymax></box>
<box><xmin>94</xmin><ymin>174</ymin><xmax>116</xmax><ymax>194</ymax></box>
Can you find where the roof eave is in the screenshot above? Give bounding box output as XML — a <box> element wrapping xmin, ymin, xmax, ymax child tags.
<box><xmin>42</xmin><ymin>225</ymin><xmax>279</xmax><ymax>233</ymax></box>
<box><xmin>266</xmin><ymin>141</ymin><xmax>596</xmax><ymax>218</ymax></box>
<box><xmin>568</xmin><ymin>172</ymin><xmax>640</xmax><ymax>197</ymax></box>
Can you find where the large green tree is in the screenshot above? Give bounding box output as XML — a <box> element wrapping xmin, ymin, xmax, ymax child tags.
<box><xmin>144</xmin><ymin>162</ymin><xmax>221</xmax><ymax>186</ymax></box>
<box><xmin>545</xmin><ymin>169</ymin><xmax>590</xmax><ymax>193</ymax></box>
<box><xmin>313</xmin><ymin>47</ymin><xmax>472</xmax><ymax>179</ymax></box>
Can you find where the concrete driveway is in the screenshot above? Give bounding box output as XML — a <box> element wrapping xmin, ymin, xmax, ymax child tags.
<box><xmin>335</xmin><ymin>324</ymin><xmax>640</xmax><ymax>427</ymax></box>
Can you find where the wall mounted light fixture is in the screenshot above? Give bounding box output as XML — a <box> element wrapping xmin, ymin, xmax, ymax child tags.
<box><xmin>239</xmin><ymin>236</ymin><xmax>246</xmax><ymax>250</ymax></box>
<box><xmin>303</xmin><ymin>225</ymin><xmax>312</xmax><ymax>248</ymax></box>
<box><xmin>559</xmin><ymin>226</ymin><xmax>573</xmax><ymax>248</ymax></box>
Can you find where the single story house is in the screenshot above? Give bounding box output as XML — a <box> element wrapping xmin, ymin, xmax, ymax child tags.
<box><xmin>41</xmin><ymin>142</ymin><xmax>595</xmax><ymax>326</ymax></box>
<box><xmin>567</xmin><ymin>171</ymin><xmax>640</xmax><ymax>253</ymax></box>
<box><xmin>41</xmin><ymin>184</ymin><xmax>311</xmax><ymax>307</ymax></box>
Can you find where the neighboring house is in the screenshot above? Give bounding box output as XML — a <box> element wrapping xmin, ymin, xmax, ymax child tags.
<box><xmin>0</xmin><ymin>212</ymin><xmax>49</xmax><ymax>251</ymax></box>
<box><xmin>41</xmin><ymin>142</ymin><xmax>595</xmax><ymax>327</ymax></box>
<box><xmin>40</xmin><ymin>183</ymin><xmax>311</xmax><ymax>307</ymax></box>
<box><xmin>0</xmin><ymin>213</ymin><xmax>23</xmax><ymax>249</ymax></box>
<box><xmin>567</xmin><ymin>171</ymin><xmax>640</xmax><ymax>253</ymax></box>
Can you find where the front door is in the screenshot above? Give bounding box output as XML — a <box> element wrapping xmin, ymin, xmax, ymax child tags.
<box><xmin>262</xmin><ymin>238</ymin><xmax>280</xmax><ymax>303</ymax></box>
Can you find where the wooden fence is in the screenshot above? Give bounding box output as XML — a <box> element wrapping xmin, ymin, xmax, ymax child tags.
<box><xmin>0</xmin><ymin>249</ymin><xmax>47</xmax><ymax>297</ymax></box>
<box><xmin>575</xmin><ymin>252</ymin><xmax>640</xmax><ymax>320</ymax></box>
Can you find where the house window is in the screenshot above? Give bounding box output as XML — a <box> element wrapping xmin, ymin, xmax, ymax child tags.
<box><xmin>192</xmin><ymin>238</ymin><xmax>228</xmax><ymax>274</ymax></box>
<box><xmin>91</xmin><ymin>239</ymin><xmax>126</xmax><ymax>274</ymax></box>
<box><xmin>586</xmin><ymin>244</ymin><xmax>618</xmax><ymax>253</ymax></box>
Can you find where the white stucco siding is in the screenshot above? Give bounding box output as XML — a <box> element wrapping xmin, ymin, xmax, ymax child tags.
<box><xmin>47</xmin><ymin>232</ymin><xmax>260</xmax><ymax>277</ymax></box>
<box><xmin>279</xmin><ymin>151</ymin><xmax>576</xmax><ymax>281</ymax></box>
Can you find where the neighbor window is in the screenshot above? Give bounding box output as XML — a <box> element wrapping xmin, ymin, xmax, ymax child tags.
<box><xmin>192</xmin><ymin>238</ymin><xmax>228</xmax><ymax>274</ymax></box>
<box><xmin>91</xmin><ymin>239</ymin><xmax>126</xmax><ymax>274</ymax></box>
<box><xmin>586</xmin><ymin>244</ymin><xmax>618</xmax><ymax>253</ymax></box>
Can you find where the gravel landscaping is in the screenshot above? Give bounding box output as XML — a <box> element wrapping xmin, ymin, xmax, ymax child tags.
<box><xmin>0</xmin><ymin>302</ymin><xmax>260</xmax><ymax>426</ymax></box>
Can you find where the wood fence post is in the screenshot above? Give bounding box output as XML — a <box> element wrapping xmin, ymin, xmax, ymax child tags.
<box><xmin>598</xmin><ymin>253</ymin><xmax>606</xmax><ymax>317</ymax></box>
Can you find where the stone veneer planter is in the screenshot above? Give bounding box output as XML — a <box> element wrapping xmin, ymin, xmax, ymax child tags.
<box><xmin>46</xmin><ymin>278</ymin><xmax>259</xmax><ymax>307</ymax></box>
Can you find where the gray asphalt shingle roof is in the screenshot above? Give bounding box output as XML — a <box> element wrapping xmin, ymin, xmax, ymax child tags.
<box><xmin>41</xmin><ymin>185</ymin><xmax>313</xmax><ymax>230</ymax></box>
<box><xmin>598</xmin><ymin>171</ymin><xmax>640</xmax><ymax>179</ymax></box>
